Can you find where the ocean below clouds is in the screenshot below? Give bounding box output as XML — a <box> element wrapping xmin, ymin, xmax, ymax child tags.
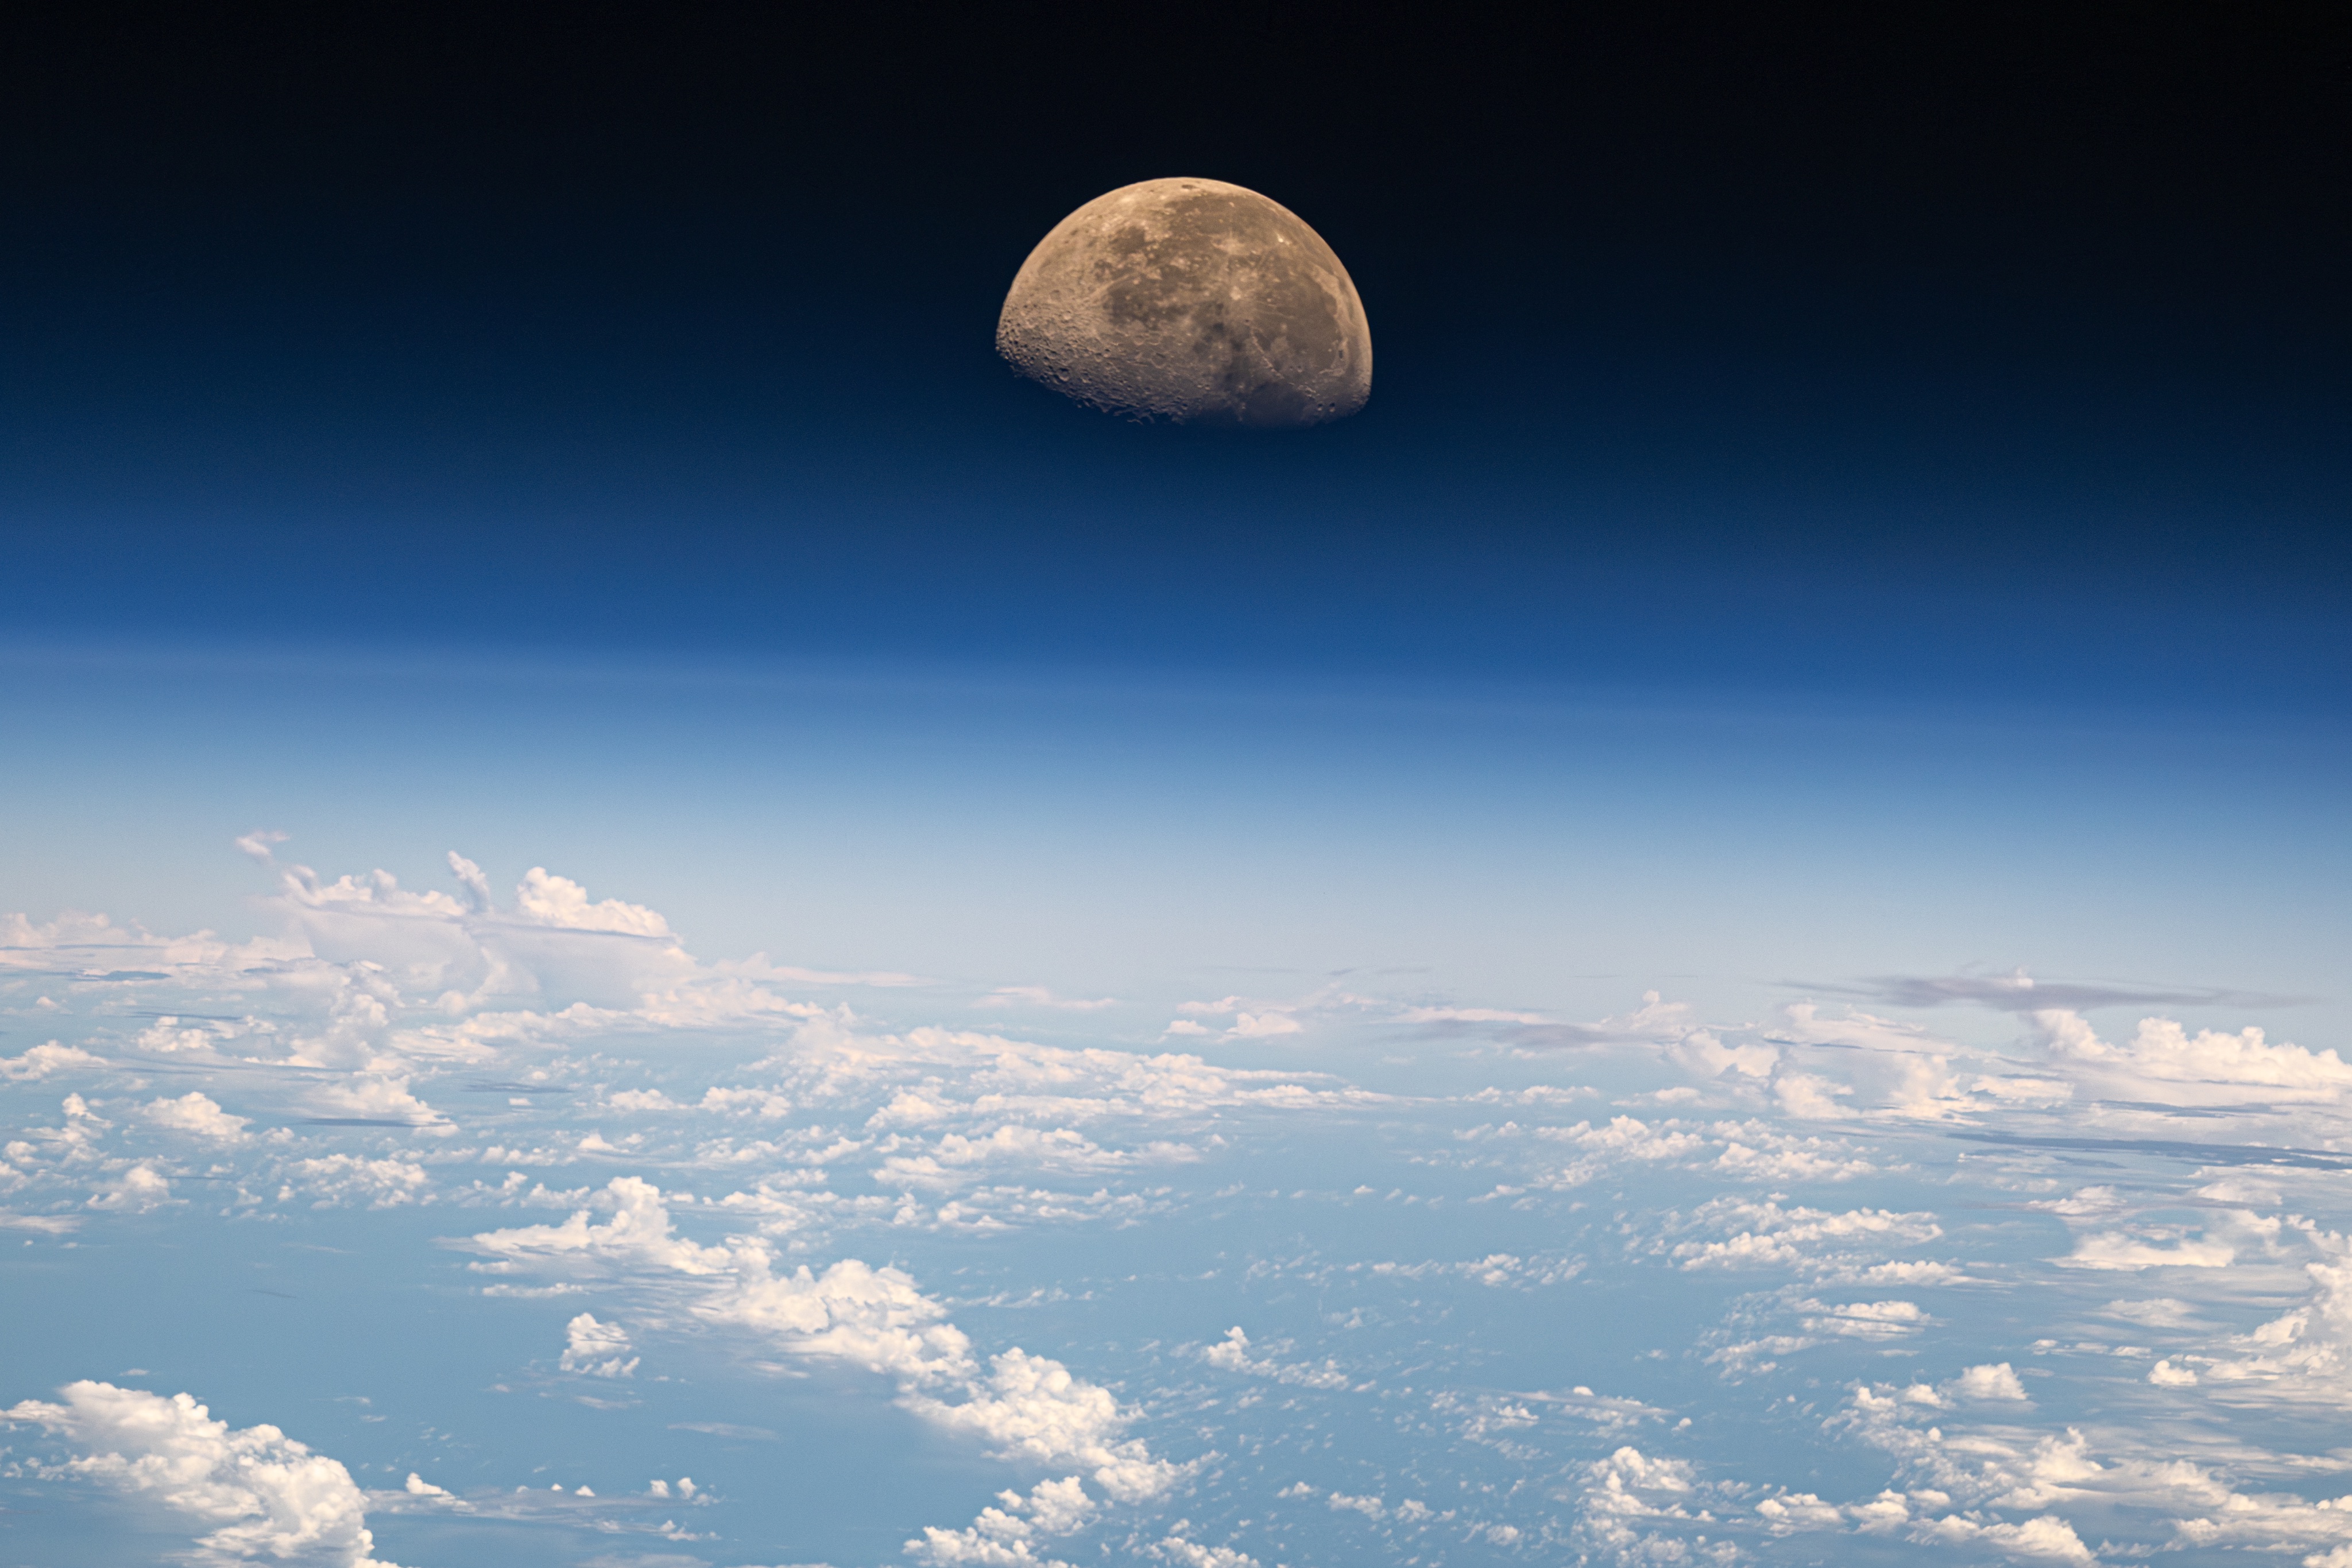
<box><xmin>9</xmin><ymin>845</ymin><xmax>2352</xmax><ymax>1567</ymax></box>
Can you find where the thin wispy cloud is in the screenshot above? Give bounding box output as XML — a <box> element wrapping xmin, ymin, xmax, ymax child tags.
<box><xmin>973</xmin><ymin>985</ymin><xmax>1118</xmax><ymax>1012</ymax></box>
<box><xmin>1798</xmin><ymin>970</ymin><xmax>2298</xmax><ymax>1012</ymax></box>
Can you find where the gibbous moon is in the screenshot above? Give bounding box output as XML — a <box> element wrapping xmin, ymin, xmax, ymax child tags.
<box><xmin>996</xmin><ymin>177</ymin><xmax>1371</xmax><ymax>428</ymax></box>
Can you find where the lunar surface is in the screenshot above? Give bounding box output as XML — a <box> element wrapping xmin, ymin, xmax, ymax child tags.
<box><xmin>997</xmin><ymin>177</ymin><xmax>1371</xmax><ymax>427</ymax></box>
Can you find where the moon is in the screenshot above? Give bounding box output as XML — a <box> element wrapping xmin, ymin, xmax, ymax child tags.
<box><xmin>996</xmin><ymin>177</ymin><xmax>1371</xmax><ymax>428</ymax></box>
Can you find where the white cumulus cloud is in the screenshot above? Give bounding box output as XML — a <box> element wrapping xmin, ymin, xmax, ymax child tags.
<box><xmin>1</xmin><ymin>1381</ymin><xmax>403</xmax><ymax>1566</ymax></box>
<box><xmin>0</xmin><ymin>1042</ymin><xmax>105</xmax><ymax>1080</ymax></box>
<box><xmin>467</xmin><ymin>1177</ymin><xmax>1180</xmax><ymax>1504</ymax></box>
<box><xmin>908</xmin><ymin>1475</ymin><xmax>1096</xmax><ymax>1567</ymax></box>
<box><xmin>145</xmin><ymin>1092</ymin><xmax>250</xmax><ymax>1142</ymax></box>
<box><xmin>2037</xmin><ymin>1010</ymin><xmax>2352</xmax><ymax>1101</ymax></box>
<box><xmin>560</xmin><ymin>1313</ymin><xmax>639</xmax><ymax>1377</ymax></box>
<box><xmin>1949</xmin><ymin>1362</ymin><xmax>2030</xmax><ymax>1401</ymax></box>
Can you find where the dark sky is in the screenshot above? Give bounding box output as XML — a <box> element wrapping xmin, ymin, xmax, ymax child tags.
<box><xmin>5</xmin><ymin>3</ymin><xmax>2346</xmax><ymax>710</ymax></box>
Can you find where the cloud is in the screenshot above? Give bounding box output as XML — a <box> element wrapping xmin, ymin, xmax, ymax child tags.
<box><xmin>907</xmin><ymin>1476</ymin><xmax>1096</xmax><ymax>1567</ymax></box>
<box><xmin>466</xmin><ymin>1178</ymin><xmax>1179</xmax><ymax>1501</ymax></box>
<box><xmin>85</xmin><ymin>1164</ymin><xmax>173</xmax><ymax>1211</ymax></box>
<box><xmin>272</xmin><ymin>854</ymin><xmax>698</xmax><ymax>1013</ymax></box>
<box><xmin>2053</xmin><ymin>1232</ymin><xmax>2237</xmax><ymax>1271</ymax></box>
<box><xmin>1770</xmin><ymin>1002</ymin><xmax>1952</xmax><ymax>1054</ymax></box>
<box><xmin>704</xmin><ymin>1256</ymin><xmax>974</xmax><ymax>1383</ymax></box>
<box><xmin>469</xmin><ymin>1176</ymin><xmax>733</xmax><ymax>1277</ymax></box>
<box><xmin>1572</xmin><ymin>1445</ymin><xmax>1736</xmax><ymax>1560</ymax></box>
<box><xmin>1795</xmin><ymin>1300</ymin><xmax>1928</xmax><ymax>1339</ymax></box>
<box><xmin>1475</xmin><ymin>1114</ymin><xmax>1876</xmax><ymax>1189</ymax></box>
<box><xmin>1758</xmin><ymin>1002</ymin><xmax>2084</xmax><ymax>1121</ymax></box>
<box><xmin>1750</xmin><ymin>1001</ymin><xmax>2352</xmax><ymax>1124</ymax></box>
<box><xmin>0</xmin><ymin>909</ymin><xmax>293</xmax><ymax>985</ymax></box>
<box><xmin>1826</xmin><ymin>1373</ymin><xmax>2352</xmax><ymax>1561</ymax></box>
<box><xmin>2102</xmin><ymin>1296</ymin><xmax>2208</xmax><ymax>1329</ymax></box>
<box><xmin>1463</xmin><ymin>1083</ymin><xmax>1596</xmax><ymax>1107</ymax></box>
<box><xmin>974</xmin><ymin>988</ymin><xmax>1116</xmax><ymax>1012</ymax></box>
<box><xmin>1151</xmin><ymin>1539</ymin><xmax>1259</xmax><ymax>1568</ymax></box>
<box><xmin>1201</xmin><ymin>1327</ymin><xmax>1351</xmax><ymax>1389</ymax></box>
<box><xmin>307</xmin><ymin>1074</ymin><xmax>443</xmax><ymax>1126</ymax></box>
<box><xmin>1396</xmin><ymin>1005</ymin><xmax>1550</xmax><ymax>1025</ymax></box>
<box><xmin>0</xmin><ymin>1041</ymin><xmax>106</xmax><ymax>1080</ymax></box>
<box><xmin>816</xmin><ymin>1027</ymin><xmax>1376</xmax><ymax>1129</ymax></box>
<box><xmin>2037</xmin><ymin>1011</ymin><xmax>2352</xmax><ymax>1099</ymax></box>
<box><xmin>729</xmin><ymin>957</ymin><xmax>925</xmax><ymax>989</ymax></box>
<box><xmin>1444</xmin><ymin>989</ymin><xmax>1731</xmax><ymax>1059</ymax></box>
<box><xmin>2197</xmin><ymin>1176</ymin><xmax>2283</xmax><ymax>1206</ymax></box>
<box><xmin>280</xmin><ymin>1156</ymin><xmax>431</xmax><ymax>1209</ymax></box>
<box><xmin>1516</xmin><ymin>1116</ymin><xmax>1708</xmax><ymax>1187</ymax></box>
<box><xmin>1170</xmin><ymin>997</ymin><xmax>1302</xmax><ymax>1040</ymax></box>
<box><xmin>1362</xmin><ymin>1252</ymin><xmax>1583</xmax><ymax>1289</ymax></box>
<box><xmin>1948</xmin><ymin>1362</ymin><xmax>2030</xmax><ymax>1401</ymax></box>
<box><xmin>1921</xmin><ymin>1512</ymin><xmax>2094</xmax><ymax>1563</ymax></box>
<box><xmin>1849</xmin><ymin>1260</ymin><xmax>1968</xmax><ymax>1285</ymax></box>
<box><xmin>145</xmin><ymin>1092</ymin><xmax>250</xmax><ymax>1142</ymax></box>
<box><xmin>910</xmin><ymin>1351</ymin><xmax>1175</xmax><ymax>1501</ymax></box>
<box><xmin>873</xmin><ymin>1124</ymin><xmax>1192</xmax><ymax>1194</ymax></box>
<box><xmin>561</xmin><ymin>1313</ymin><xmax>640</xmax><ymax>1377</ymax></box>
<box><xmin>1668</xmin><ymin>1197</ymin><xmax>1942</xmax><ymax>1272</ymax></box>
<box><xmin>1705</xmin><ymin>1297</ymin><xmax>1940</xmax><ymax>1377</ymax></box>
<box><xmin>234</xmin><ymin>830</ymin><xmax>290</xmax><ymax>862</ymax></box>
<box><xmin>1174</xmin><ymin>997</ymin><xmax>1247</xmax><ymax>1016</ymax></box>
<box><xmin>605</xmin><ymin>1089</ymin><xmax>682</xmax><ymax>1112</ymax></box>
<box><xmin>2196</xmin><ymin>1255</ymin><xmax>2352</xmax><ymax>1403</ymax></box>
<box><xmin>1754</xmin><ymin>1492</ymin><xmax>1843</xmax><ymax>1532</ymax></box>
<box><xmin>699</xmin><ymin>1086</ymin><xmax>795</xmax><ymax>1118</ymax></box>
<box><xmin>1951</xmin><ymin>1128</ymin><xmax>2352</xmax><ymax>1171</ymax></box>
<box><xmin>511</xmin><ymin>866</ymin><xmax>672</xmax><ymax>938</ymax></box>
<box><xmin>1772</xmin><ymin>1071</ymin><xmax>1856</xmax><ymax>1119</ymax></box>
<box><xmin>1712</xmin><ymin>1133</ymin><xmax>1875</xmax><ymax>1182</ymax></box>
<box><xmin>2</xmin><ymin>1381</ymin><xmax>402</xmax><ymax>1566</ymax></box>
<box><xmin>11</xmin><ymin>861</ymin><xmax>1379</xmax><ymax>1253</ymax></box>
<box><xmin>1824</xmin><ymin>970</ymin><xmax>2272</xmax><ymax>1013</ymax></box>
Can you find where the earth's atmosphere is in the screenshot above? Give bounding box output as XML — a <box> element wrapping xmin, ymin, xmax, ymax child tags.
<box><xmin>6</xmin><ymin>8</ymin><xmax>2348</xmax><ymax>1567</ymax></box>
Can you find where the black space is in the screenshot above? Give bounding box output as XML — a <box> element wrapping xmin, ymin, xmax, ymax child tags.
<box><xmin>13</xmin><ymin>6</ymin><xmax>2341</xmax><ymax>342</ymax></box>
<box><xmin>2</xmin><ymin>3</ymin><xmax>2346</xmax><ymax>696</ymax></box>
